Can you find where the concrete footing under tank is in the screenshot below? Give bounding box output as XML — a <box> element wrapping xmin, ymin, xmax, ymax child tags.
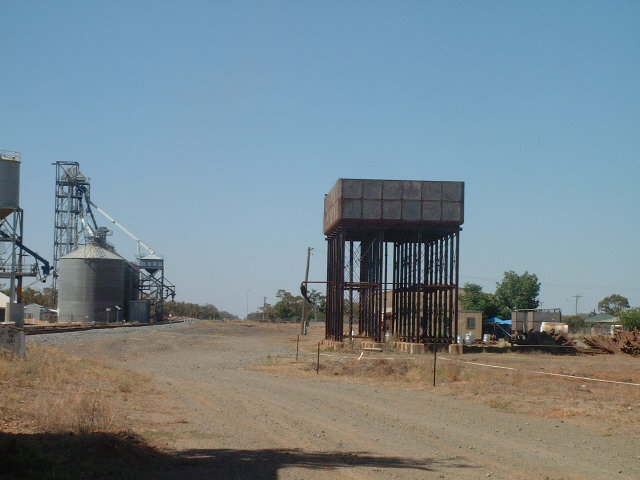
<box><xmin>321</xmin><ymin>339</ymin><xmax>461</xmax><ymax>354</ymax></box>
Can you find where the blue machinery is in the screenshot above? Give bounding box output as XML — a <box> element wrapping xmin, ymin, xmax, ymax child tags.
<box><xmin>0</xmin><ymin>209</ymin><xmax>51</xmax><ymax>309</ymax></box>
<box><xmin>0</xmin><ymin>151</ymin><xmax>50</xmax><ymax>316</ymax></box>
<box><xmin>0</xmin><ymin>225</ymin><xmax>50</xmax><ymax>278</ymax></box>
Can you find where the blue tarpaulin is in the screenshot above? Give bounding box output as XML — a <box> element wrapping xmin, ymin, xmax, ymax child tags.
<box><xmin>486</xmin><ymin>317</ymin><xmax>511</xmax><ymax>325</ymax></box>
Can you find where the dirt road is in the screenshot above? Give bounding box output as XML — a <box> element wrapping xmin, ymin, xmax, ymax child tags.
<box><xmin>35</xmin><ymin>321</ymin><xmax>640</xmax><ymax>480</ymax></box>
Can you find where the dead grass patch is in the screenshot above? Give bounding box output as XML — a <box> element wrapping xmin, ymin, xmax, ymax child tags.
<box><xmin>0</xmin><ymin>344</ymin><xmax>150</xmax><ymax>434</ymax></box>
<box><xmin>258</xmin><ymin>350</ymin><xmax>640</xmax><ymax>431</ymax></box>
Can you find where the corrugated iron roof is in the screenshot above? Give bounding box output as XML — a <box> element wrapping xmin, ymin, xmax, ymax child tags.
<box><xmin>584</xmin><ymin>313</ymin><xmax>619</xmax><ymax>324</ymax></box>
<box><xmin>60</xmin><ymin>244</ymin><xmax>124</xmax><ymax>261</ymax></box>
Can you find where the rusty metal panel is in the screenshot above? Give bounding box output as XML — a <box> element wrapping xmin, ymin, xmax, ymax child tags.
<box><xmin>323</xmin><ymin>178</ymin><xmax>464</xmax><ymax>235</ymax></box>
<box><xmin>324</xmin><ymin>178</ymin><xmax>463</xmax><ymax>345</ymax></box>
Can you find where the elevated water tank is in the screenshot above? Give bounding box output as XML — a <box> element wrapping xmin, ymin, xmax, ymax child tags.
<box><xmin>58</xmin><ymin>244</ymin><xmax>126</xmax><ymax>323</ymax></box>
<box><xmin>0</xmin><ymin>151</ymin><xmax>21</xmax><ymax>220</ymax></box>
<box><xmin>324</xmin><ymin>179</ymin><xmax>464</xmax><ymax>235</ymax></box>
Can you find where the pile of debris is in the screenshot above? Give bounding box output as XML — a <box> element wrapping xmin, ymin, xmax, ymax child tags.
<box><xmin>512</xmin><ymin>330</ymin><xmax>578</xmax><ymax>354</ymax></box>
<box><xmin>583</xmin><ymin>330</ymin><xmax>640</xmax><ymax>356</ymax></box>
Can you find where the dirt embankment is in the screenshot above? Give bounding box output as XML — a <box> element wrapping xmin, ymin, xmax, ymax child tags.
<box><xmin>4</xmin><ymin>321</ymin><xmax>639</xmax><ymax>480</ymax></box>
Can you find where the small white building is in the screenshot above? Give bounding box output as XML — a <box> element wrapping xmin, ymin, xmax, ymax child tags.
<box><xmin>0</xmin><ymin>292</ymin><xmax>9</xmax><ymax>322</ymax></box>
<box><xmin>512</xmin><ymin>308</ymin><xmax>562</xmax><ymax>333</ymax></box>
<box><xmin>24</xmin><ymin>304</ymin><xmax>49</xmax><ymax>322</ymax></box>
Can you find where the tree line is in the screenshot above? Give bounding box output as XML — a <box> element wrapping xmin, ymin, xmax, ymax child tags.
<box><xmin>248</xmin><ymin>288</ymin><xmax>326</xmax><ymax>322</ymax></box>
<box><xmin>460</xmin><ymin>273</ymin><xmax>640</xmax><ymax>330</ymax></box>
<box><xmin>163</xmin><ymin>301</ymin><xmax>237</xmax><ymax>320</ymax></box>
<box><xmin>460</xmin><ymin>270</ymin><xmax>541</xmax><ymax>320</ymax></box>
<box><xmin>0</xmin><ymin>286</ymin><xmax>55</xmax><ymax>308</ymax></box>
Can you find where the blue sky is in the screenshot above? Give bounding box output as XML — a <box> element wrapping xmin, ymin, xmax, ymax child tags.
<box><xmin>1</xmin><ymin>1</ymin><xmax>638</xmax><ymax>317</ymax></box>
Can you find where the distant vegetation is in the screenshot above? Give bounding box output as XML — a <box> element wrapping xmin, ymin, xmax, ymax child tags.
<box><xmin>163</xmin><ymin>301</ymin><xmax>237</xmax><ymax>320</ymax></box>
<box><xmin>248</xmin><ymin>288</ymin><xmax>326</xmax><ymax>322</ymax></box>
<box><xmin>0</xmin><ymin>286</ymin><xmax>55</xmax><ymax>308</ymax></box>
<box><xmin>0</xmin><ymin>285</ymin><xmax>237</xmax><ymax>321</ymax></box>
<box><xmin>461</xmin><ymin>270</ymin><xmax>541</xmax><ymax>319</ymax></box>
<box><xmin>597</xmin><ymin>294</ymin><xmax>630</xmax><ymax>315</ymax></box>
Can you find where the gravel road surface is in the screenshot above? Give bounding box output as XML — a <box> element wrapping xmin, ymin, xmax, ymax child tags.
<box><xmin>30</xmin><ymin>321</ymin><xmax>640</xmax><ymax>480</ymax></box>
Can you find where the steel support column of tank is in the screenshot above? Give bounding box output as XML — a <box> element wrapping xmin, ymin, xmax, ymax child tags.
<box><xmin>357</xmin><ymin>231</ymin><xmax>384</xmax><ymax>341</ymax></box>
<box><xmin>391</xmin><ymin>231</ymin><xmax>459</xmax><ymax>343</ymax></box>
<box><xmin>325</xmin><ymin>229</ymin><xmax>459</xmax><ymax>344</ymax></box>
<box><xmin>325</xmin><ymin>230</ymin><xmax>385</xmax><ymax>342</ymax></box>
<box><xmin>323</xmin><ymin>179</ymin><xmax>464</xmax><ymax>345</ymax></box>
<box><xmin>325</xmin><ymin>229</ymin><xmax>344</xmax><ymax>341</ymax></box>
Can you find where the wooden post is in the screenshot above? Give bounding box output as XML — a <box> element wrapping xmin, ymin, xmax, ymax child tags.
<box><xmin>433</xmin><ymin>342</ymin><xmax>437</xmax><ymax>387</ymax></box>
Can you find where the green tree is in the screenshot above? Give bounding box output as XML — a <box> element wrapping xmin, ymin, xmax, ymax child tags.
<box><xmin>493</xmin><ymin>271</ymin><xmax>540</xmax><ymax>317</ymax></box>
<box><xmin>563</xmin><ymin>314</ymin><xmax>587</xmax><ymax>331</ymax></box>
<box><xmin>618</xmin><ymin>308</ymin><xmax>640</xmax><ymax>331</ymax></box>
<box><xmin>268</xmin><ymin>289</ymin><xmax>304</xmax><ymax>322</ymax></box>
<box><xmin>20</xmin><ymin>287</ymin><xmax>55</xmax><ymax>308</ymax></box>
<box><xmin>1</xmin><ymin>286</ymin><xmax>55</xmax><ymax>308</ymax></box>
<box><xmin>597</xmin><ymin>294</ymin><xmax>630</xmax><ymax>315</ymax></box>
<box><xmin>460</xmin><ymin>282</ymin><xmax>501</xmax><ymax>319</ymax></box>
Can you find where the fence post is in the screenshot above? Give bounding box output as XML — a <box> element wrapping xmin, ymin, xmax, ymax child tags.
<box><xmin>432</xmin><ymin>342</ymin><xmax>437</xmax><ymax>387</ymax></box>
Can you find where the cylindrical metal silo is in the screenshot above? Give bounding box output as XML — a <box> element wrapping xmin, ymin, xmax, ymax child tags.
<box><xmin>123</xmin><ymin>261</ymin><xmax>140</xmax><ymax>321</ymax></box>
<box><xmin>0</xmin><ymin>151</ymin><xmax>21</xmax><ymax>220</ymax></box>
<box><xmin>58</xmin><ymin>244</ymin><xmax>126</xmax><ymax>323</ymax></box>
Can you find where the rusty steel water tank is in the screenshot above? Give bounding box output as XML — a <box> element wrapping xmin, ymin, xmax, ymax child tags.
<box><xmin>323</xmin><ymin>179</ymin><xmax>464</xmax><ymax>235</ymax></box>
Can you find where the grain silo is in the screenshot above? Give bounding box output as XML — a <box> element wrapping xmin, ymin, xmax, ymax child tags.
<box><xmin>0</xmin><ymin>151</ymin><xmax>24</xmax><ymax>325</ymax></box>
<box><xmin>57</xmin><ymin>244</ymin><xmax>126</xmax><ymax>322</ymax></box>
<box><xmin>123</xmin><ymin>261</ymin><xmax>140</xmax><ymax>320</ymax></box>
<box><xmin>0</xmin><ymin>152</ymin><xmax>20</xmax><ymax>220</ymax></box>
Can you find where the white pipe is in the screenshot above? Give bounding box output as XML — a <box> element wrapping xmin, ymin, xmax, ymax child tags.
<box><xmin>89</xmin><ymin>201</ymin><xmax>156</xmax><ymax>255</ymax></box>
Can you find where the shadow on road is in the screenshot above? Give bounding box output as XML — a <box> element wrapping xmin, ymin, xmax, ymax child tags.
<box><xmin>1</xmin><ymin>431</ymin><xmax>476</xmax><ymax>479</ymax></box>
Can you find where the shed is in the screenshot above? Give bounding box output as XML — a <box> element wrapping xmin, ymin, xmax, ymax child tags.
<box><xmin>584</xmin><ymin>313</ymin><xmax>619</xmax><ymax>324</ymax></box>
<box><xmin>459</xmin><ymin>310</ymin><xmax>483</xmax><ymax>339</ymax></box>
<box><xmin>0</xmin><ymin>292</ymin><xmax>8</xmax><ymax>322</ymax></box>
<box><xmin>584</xmin><ymin>313</ymin><xmax>621</xmax><ymax>335</ymax></box>
<box><xmin>24</xmin><ymin>304</ymin><xmax>47</xmax><ymax>322</ymax></box>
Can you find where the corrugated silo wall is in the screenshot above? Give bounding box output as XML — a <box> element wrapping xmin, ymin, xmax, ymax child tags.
<box><xmin>0</xmin><ymin>156</ymin><xmax>21</xmax><ymax>220</ymax></box>
<box><xmin>58</xmin><ymin>256</ymin><xmax>126</xmax><ymax>322</ymax></box>
<box><xmin>123</xmin><ymin>261</ymin><xmax>140</xmax><ymax>321</ymax></box>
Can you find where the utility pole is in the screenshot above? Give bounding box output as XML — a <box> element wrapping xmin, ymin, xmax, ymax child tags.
<box><xmin>301</xmin><ymin>247</ymin><xmax>313</xmax><ymax>335</ymax></box>
<box><xmin>245</xmin><ymin>289</ymin><xmax>250</xmax><ymax>321</ymax></box>
<box><xmin>572</xmin><ymin>294</ymin><xmax>582</xmax><ymax>316</ymax></box>
<box><xmin>263</xmin><ymin>296</ymin><xmax>266</xmax><ymax>322</ymax></box>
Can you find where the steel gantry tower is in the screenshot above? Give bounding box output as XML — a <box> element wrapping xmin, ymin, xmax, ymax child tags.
<box><xmin>53</xmin><ymin>162</ymin><xmax>92</xmax><ymax>294</ymax></box>
<box><xmin>52</xmin><ymin>161</ymin><xmax>175</xmax><ymax>319</ymax></box>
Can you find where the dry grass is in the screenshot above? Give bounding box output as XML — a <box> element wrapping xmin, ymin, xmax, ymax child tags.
<box><xmin>0</xmin><ymin>344</ymin><xmax>149</xmax><ymax>434</ymax></box>
<box><xmin>259</xmin><ymin>350</ymin><xmax>640</xmax><ymax>431</ymax></box>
